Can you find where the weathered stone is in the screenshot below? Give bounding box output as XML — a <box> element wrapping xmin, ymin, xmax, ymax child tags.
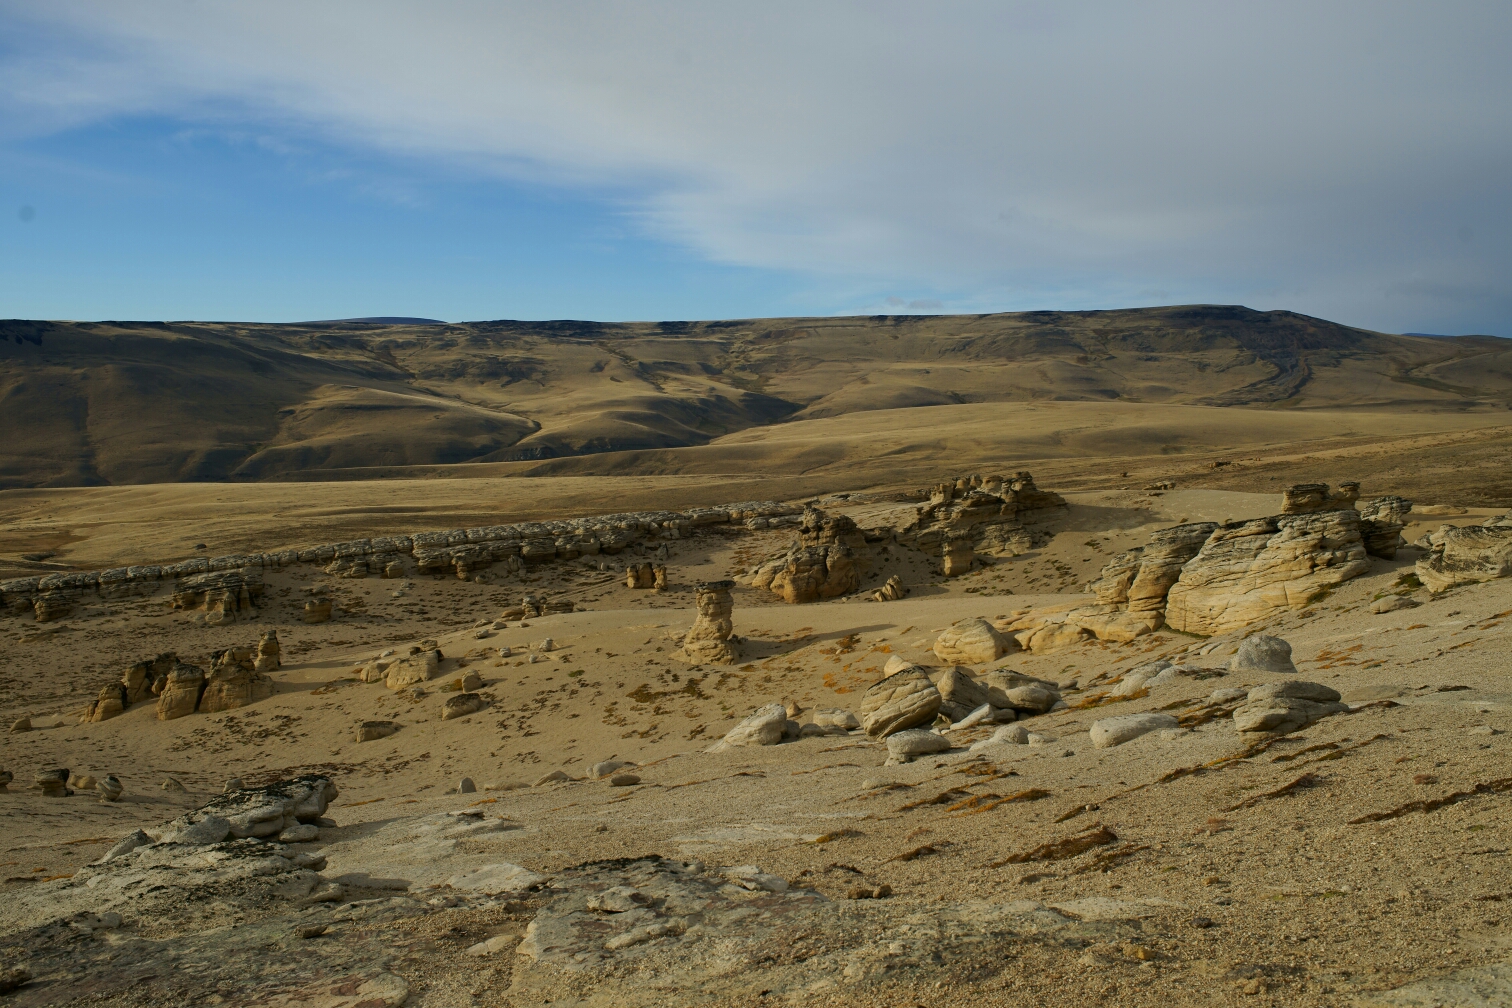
<box><xmin>885</xmin><ymin>729</ymin><xmax>952</xmax><ymax>763</ymax></box>
<box><xmin>1164</xmin><ymin>510</ymin><xmax>1370</xmax><ymax>635</ymax></box>
<box><xmin>301</xmin><ymin>598</ymin><xmax>332</xmax><ymax>624</ymax></box>
<box><xmin>461</xmin><ymin>671</ymin><xmax>484</xmax><ymax>691</ymax></box>
<box><xmin>707</xmin><ymin>703</ymin><xmax>789</xmax><ymax>751</ymax></box>
<box><xmin>385</xmin><ymin>645</ymin><xmax>440</xmax><ymax>690</ymax></box>
<box><xmin>199</xmin><ymin>646</ymin><xmax>275</xmax><ymax>714</ymax></box>
<box><xmin>32</xmin><ymin>768</ymin><xmax>71</xmax><ymax>798</ymax></box>
<box><xmin>1090</xmin><ymin>713</ymin><xmax>1180</xmax><ymax>748</ymax></box>
<box><xmin>156</xmin><ymin>774</ymin><xmax>338</xmax><ymax>841</ymax></box>
<box><xmin>0</xmin><ymin>769</ymin><xmax>11</xmax><ymax>790</ymax></box>
<box><xmin>609</xmin><ymin>773</ymin><xmax>641</xmax><ymax>786</ymax></box>
<box><xmin>682</xmin><ymin>580</ymin><xmax>737</xmax><ymax>664</ymax></box>
<box><xmin>85</xmin><ymin>682</ymin><xmax>128</xmax><ymax>722</ymax></box>
<box><xmin>869</xmin><ymin>575</ymin><xmax>908</xmax><ymax>602</ymax></box>
<box><xmin>971</xmin><ymin>722</ymin><xmax>1032</xmax><ymax>749</ymax></box>
<box><xmin>1416</xmin><ymin>522</ymin><xmax>1512</xmax><ymax>593</ymax></box>
<box><xmin>154</xmin><ymin>661</ymin><xmax>206</xmax><ymax>720</ymax></box>
<box><xmin>95</xmin><ymin>775</ymin><xmax>122</xmax><ymax>802</ymax></box>
<box><xmin>1229</xmin><ymin>635</ymin><xmax>1297</xmax><ymax>676</ymax></box>
<box><xmin>1232</xmin><ymin>681</ymin><xmax>1347</xmax><ymax>735</ymax></box>
<box><xmin>1281</xmin><ymin>482</ymin><xmax>1360</xmax><ymax>513</ymax></box>
<box><xmin>1358</xmin><ymin>496</ymin><xmax>1413</xmax><ymax>559</ymax></box>
<box><xmin>810</xmin><ymin>708</ymin><xmax>860</xmax><ymax>729</ymax></box>
<box><xmin>534</xmin><ymin>770</ymin><xmax>571</xmax><ymax>785</ymax></box>
<box><xmin>859</xmin><ymin>667</ymin><xmax>942</xmax><ymax>738</ymax></box>
<box><xmin>442</xmin><ymin>692</ymin><xmax>484</xmax><ymax>720</ymax></box>
<box><xmin>253</xmin><ymin>630</ymin><xmax>281</xmax><ymax>672</ymax></box>
<box><xmin>278</xmin><ymin>823</ymin><xmax>320</xmax><ymax>843</ymax></box>
<box><xmin>356</xmin><ymin>720</ymin><xmax>400</xmax><ymax>742</ymax></box>
<box><xmin>942</xmin><ymin>536</ymin><xmax>974</xmax><ymax>577</ymax></box>
<box><xmin>1001</xmin><ymin>683</ymin><xmax>1060</xmax><ymax>714</ymax></box>
<box><xmin>1370</xmin><ymin>594</ymin><xmax>1420</xmax><ymax>613</ymax></box>
<box><xmin>933</xmin><ymin>618</ymin><xmax>1009</xmax><ymax>665</ymax></box>
<box><xmin>749</xmin><ymin>507</ymin><xmax>865</xmax><ymax>603</ymax></box>
<box><xmin>933</xmin><ymin>667</ymin><xmax>1005</xmax><ymax>721</ymax></box>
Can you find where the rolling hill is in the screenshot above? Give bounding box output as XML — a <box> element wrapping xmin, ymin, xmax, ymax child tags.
<box><xmin>2</xmin><ymin>305</ymin><xmax>1509</xmax><ymax>488</ymax></box>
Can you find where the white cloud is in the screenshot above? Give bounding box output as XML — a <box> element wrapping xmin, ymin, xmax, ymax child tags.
<box><xmin>3</xmin><ymin>0</ymin><xmax>1509</xmax><ymax>332</ymax></box>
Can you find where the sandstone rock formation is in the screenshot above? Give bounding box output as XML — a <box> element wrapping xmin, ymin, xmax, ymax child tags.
<box><xmin>253</xmin><ymin>630</ymin><xmax>281</xmax><ymax>672</ymax></box>
<box><xmin>1231</xmin><ymin>681</ymin><xmax>1347</xmax><ymax>735</ymax></box>
<box><xmin>1163</xmin><ymin>510</ymin><xmax>1370</xmax><ymax>635</ymax></box>
<box><xmin>932</xmin><ymin>618</ymin><xmax>1009</xmax><ymax>665</ymax></box>
<box><xmin>624</xmin><ymin>563</ymin><xmax>668</xmax><ymax>590</ymax></box>
<box><xmin>707</xmin><ymin>703</ymin><xmax>789</xmax><ymax>751</ymax></box>
<box><xmin>859</xmin><ymin>666</ymin><xmax>942</xmax><ymax>737</ymax></box>
<box><xmin>681</xmin><ymin>580</ymin><xmax>738</xmax><ymax>664</ymax></box>
<box><xmin>154</xmin><ymin>660</ymin><xmax>207</xmax><ymax>720</ymax></box>
<box><xmin>1080</xmin><ymin>522</ymin><xmax>1217</xmax><ymax>639</ymax></box>
<box><xmin>442</xmin><ymin>693</ymin><xmax>484</xmax><ymax>720</ymax></box>
<box><xmin>903</xmin><ymin>472</ymin><xmax>1065</xmax><ymax>557</ymax></box>
<box><xmin>97</xmin><ymin>775</ymin><xmax>123</xmax><ymax>802</ymax></box>
<box><xmin>85</xmin><ymin>682</ymin><xmax>129</xmax><ymax>722</ymax></box>
<box><xmin>1281</xmin><ymin>482</ymin><xmax>1360</xmax><ymax>514</ymax></box>
<box><xmin>942</xmin><ymin>536</ymin><xmax>974</xmax><ymax>577</ymax></box>
<box><xmin>1415</xmin><ymin>518</ymin><xmax>1512</xmax><ymax>593</ymax></box>
<box><xmin>869</xmin><ymin>575</ymin><xmax>907</xmax><ymax>602</ymax></box>
<box><xmin>32</xmin><ymin>769</ymin><xmax>70</xmax><ymax>797</ymax></box>
<box><xmin>302</xmin><ymin>598</ymin><xmax>332</xmax><ymax>624</ymax></box>
<box><xmin>885</xmin><ymin>728</ymin><xmax>952</xmax><ymax>764</ymax></box>
<box><xmin>1357</xmin><ymin>496</ymin><xmax>1413</xmax><ymax>559</ymax></box>
<box><xmin>748</xmin><ymin>507</ymin><xmax>864</xmax><ymax>603</ymax></box>
<box><xmin>385</xmin><ymin>643</ymin><xmax>442</xmax><ymax>690</ymax></box>
<box><xmin>356</xmin><ymin>720</ymin><xmax>400</xmax><ymax>742</ymax></box>
<box><xmin>1229</xmin><ymin>635</ymin><xmax>1297</xmax><ymax>675</ymax></box>
<box><xmin>199</xmin><ymin>646</ymin><xmax>276</xmax><ymax>713</ymax></box>
<box><xmin>1090</xmin><ymin>712</ymin><xmax>1180</xmax><ymax>748</ymax></box>
<box><xmin>153</xmin><ymin>774</ymin><xmax>338</xmax><ymax>842</ymax></box>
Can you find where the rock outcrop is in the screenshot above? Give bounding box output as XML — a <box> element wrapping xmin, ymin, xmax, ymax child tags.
<box><xmin>624</xmin><ymin>563</ymin><xmax>668</xmax><ymax>590</ymax></box>
<box><xmin>942</xmin><ymin>536</ymin><xmax>974</xmax><ymax>577</ymax></box>
<box><xmin>903</xmin><ymin>472</ymin><xmax>1066</xmax><ymax>557</ymax></box>
<box><xmin>1415</xmin><ymin>516</ymin><xmax>1512</xmax><ymax>593</ymax></box>
<box><xmin>155</xmin><ymin>774</ymin><xmax>338</xmax><ymax>842</ymax></box>
<box><xmin>384</xmin><ymin>642</ymin><xmax>442</xmax><ymax>690</ymax></box>
<box><xmin>154</xmin><ymin>660</ymin><xmax>207</xmax><ymax>720</ymax></box>
<box><xmin>199</xmin><ymin>646</ymin><xmax>275</xmax><ymax>713</ymax></box>
<box><xmin>749</xmin><ymin>507</ymin><xmax>864</xmax><ymax>603</ymax></box>
<box><xmin>1163</xmin><ymin>510</ymin><xmax>1371</xmax><ymax>635</ymax></box>
<box><xmin>1077</xmin><ymin>522</ymin><xmax>1218</xmax><ymax>640</ymax></box>
<box><xmin>681</xmin><ymin>580</ymin><xmax>738</xmax><ymax>664</ymax></box>
<box><xmin>1357</xmin><ymin>496</ymin><xmax>1413</xmax><ymax>559</ymax></box>
<box><xmin>869</xmin><ymin>575</ymin><xmax>907</xmax><ymax>602</ymax></box>
<box><xmin>253</xmin><ymin>630</ymin><xmax>281</xmax><ymax>672</ymax></box>
<box><xmin>1282</xmin><ymin>482</ymin><xmax>1361</xmax><ymax>514</ymax></box>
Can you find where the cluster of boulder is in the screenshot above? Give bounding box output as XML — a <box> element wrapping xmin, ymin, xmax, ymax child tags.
<box><xmin>707</xmin><ymin>616</ymin><xmax>1062</xmax><ymax>760</ymax></box>
<box><xmin>746</xmin><ymin>472</ymin><xmax>1065</xmax><ymax>604</ymax></box>
<box><xmin>0</xmin><ymin>500</ymin><xmax>801</xmax><ymax>623</ymax></box>
<box><xmin>73</xmin><ymin>632</ymin><xmax>282</xmax><ymax>725</ymax></box>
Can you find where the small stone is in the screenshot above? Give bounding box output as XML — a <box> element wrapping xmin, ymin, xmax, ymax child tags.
<box><xmin>96</xmin><ymin>775</ymin><xmax>123</xmax><ymax>802</ymax></box>
<box><xmin>160</xmin><ymin>777</ymin><xmax>188</xmax><ymax>793</ymax></box>
<box><xmin>224</xmin><ymin>777</ymin><xmax>245</xmax><ymax>792</ymax></box>
<box><xmin>9</xmin><ymin>718</ymin><xmax>31</xmax><ymax>733</ymax></box>
<box><xmin>465</xmin><ymin>934</ymin><xmax>516</xmax><ymax>957</ymax></box>
<box><xmin>461</xmin><ymin>671</ymin><xmax>484</xmax><ymax>692</ymax></box>
<box><xmin>295</xmin><ymin>923</ymin><xmax>328</xmax><ymax>939</ymax></box>
<box><xmin>1229</xmin><ymin>635</ymin><xmax>1297</xmax><ymax>675</ymax></box>
<box><xmin>533</xmin><ymin>770</ymin><xmax>571</xmax><ymax>786</ymax></box>
<box><xmin>278</xmin><ymin>823</ymin><xmax>320</xmax><ymax>843</ymax></box>
<box><xmin>0</xmin><ymin>769</ymin><xmax>11</xmax><ymax>790</ymax></box>
<box><xmin>608</xmin><ymin>773</ymin><xmax>641</xmax><ymax>786</ymax></box>
<box><xmin>885</xmin><ymin>728</ymin><xmax>952</xmax><ymax>764</ymax></box>
<box><xmin>459</xmin><ymin>777</ymin><xmax>477</xmax><ymax>793</ymax></box>
<box><xmin>1469</xmin><ymin>725</ymin><xmax>1502</xmax><ymax>736</ymax></box>
<box><xmin>97</xmin><ymin>829</ymin><xmax>152</xmax><ymax>864</ymax></box>
<box><xmin>1371</xmin><ymin>595</ymin><xmax>1420</xmax><ymax>613</ymax></box>
<box><xmin>356</xmin><ymin>720</ymin><xmax>401</xmax><ymax>742</ymax></box>
<box><xmin>1090</xmin><ymin>713</ymin><xmax>1180</xmax><ymax>748</ymax></box>
<box><xmin>1191</xmin><ymin>916</ymin><xmax>1215</xmax><ymax>928</ymax></box>
<box><xmin>846</xmin><ymin>884</ymin><xmax>893</xmax><ymax>899</ymax></box>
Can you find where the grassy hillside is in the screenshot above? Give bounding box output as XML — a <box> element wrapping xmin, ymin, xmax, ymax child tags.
<box><xmin>2</xmin><ymin>306</ymin><xmax>1508</xmax><ymax>487</ymax></box>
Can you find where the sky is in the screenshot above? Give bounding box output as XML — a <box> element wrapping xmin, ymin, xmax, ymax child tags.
<box><xmin>1</xmin><ymin>1</ymin><xmax>1508</xmax><ymax>334</ymax></box>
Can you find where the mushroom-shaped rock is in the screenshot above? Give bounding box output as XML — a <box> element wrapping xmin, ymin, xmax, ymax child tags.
<box><xmin>933</xmin><ymin>618</ymin><xmax>1008</xmax><ymax>665</ymax></box>
<box><xmin>1090</xmin><ymin>713</ymin><xmax>1180</xmax><ymax>748</ymax></box>
<box><xmin>707</xmin><ymin>703</ymin><xmax>789</xmax><ymax>751</ymax></box>
<box><xmin>1229</xmin><ymin>635</ymin><xmax>1298</xmax><ymax>676</ymax></box>
<box><xmin>859</xmin><ymin>667</ymin><xmax>943</xmax><ymax>738</ymax></box>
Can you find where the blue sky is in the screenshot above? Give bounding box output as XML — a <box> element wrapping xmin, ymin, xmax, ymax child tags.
<box><xmin>2</xmin><ymin>2</ymin><xmax>1509</xmax><ymax>333</ymax></box>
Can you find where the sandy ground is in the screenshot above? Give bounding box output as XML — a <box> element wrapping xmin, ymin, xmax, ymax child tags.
<box><xmin>3</xmin><ymin>480</ymin><xmax>1511</xmax><ymax>1006</ymax></box>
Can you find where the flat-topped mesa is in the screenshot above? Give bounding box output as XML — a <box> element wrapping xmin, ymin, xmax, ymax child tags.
<box><xmin>0</xmin><ymin>499</ymin><xmax>801</xmax><ymax>623</ymax></box>
<box><xmin>681</xmin><ymin>580</ymin><xmax>738</xmax><ymax>665</ymax></box>
<box><xmin>1281</xmin><ymin>482</ymin><xmax>1361</xmax><ymax>514</ymax></box>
